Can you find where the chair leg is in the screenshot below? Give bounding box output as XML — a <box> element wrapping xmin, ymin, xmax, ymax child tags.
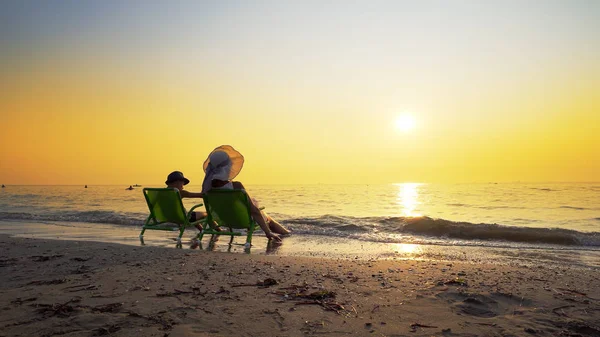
<box><xmin>208</xmin><ymin>238</ymin><xmax>217</xmax><ymax>251</ymax></box>
<box><xmin>177</xmin><ymin>227</ymin><xmax>185</xmax><ymax>244</ymax></box>
<box><xmin>244</xmin><ymin>232</ymin><xmax>253</xmax><ymax>250</ymax></box>
<box><xmin>245</xmin><ymin>224</ymin><xmax>255</xmax><ymax>249</ymax></box>
<box><xmin>139</xmin><ymin>228</ymin><xmax>146</xmax><ymax>238</ymax></box>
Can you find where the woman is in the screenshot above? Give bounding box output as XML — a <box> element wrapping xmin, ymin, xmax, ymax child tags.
<box><xmin>201</xmin><ymin>145</ymin><xmax>291</xmax><ymax>242</ymax></box>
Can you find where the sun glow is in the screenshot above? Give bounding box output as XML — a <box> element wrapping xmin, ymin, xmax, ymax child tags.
<box><xmin>395</xmin><ymin>114</ymin><xmax>416</xmax><ymax>132</ymax></box>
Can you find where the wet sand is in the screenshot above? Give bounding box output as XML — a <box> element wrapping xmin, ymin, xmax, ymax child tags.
<box><xmin>1</xmin><ymin>233</ymin><xmax>599</xmax><ymax>337</ymax></box>
<box><xmin>1</xmin><ymin>220</ymin><xmax>599</xmax><ymax>268</ymax></box>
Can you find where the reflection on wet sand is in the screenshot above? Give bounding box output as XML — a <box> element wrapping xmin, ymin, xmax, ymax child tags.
<box><xmin>198</xmin><ymin>234</ymin><xmax>279</xmax><ymax>254</ymax></box>
<box><xmin>393</xmin><ymin>243</ymin><xmax>422</xmax><ymax>259</ymax></box>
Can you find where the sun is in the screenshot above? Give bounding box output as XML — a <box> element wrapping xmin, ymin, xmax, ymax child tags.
<box><xmin>395</xmin><ymin>114</ymin><xmax>416</xmax><ymax>132</ymax></box>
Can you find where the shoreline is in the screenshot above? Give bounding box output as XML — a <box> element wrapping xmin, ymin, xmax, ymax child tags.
<box><xmin>1</xmin><ymin>220</ymin><xmax>600</xmax><ymax>269</ymax></box>
<box><xmin>1</xmin><ymin>234</ymin><xmax>599</xmax><ymax>336</ymax></box>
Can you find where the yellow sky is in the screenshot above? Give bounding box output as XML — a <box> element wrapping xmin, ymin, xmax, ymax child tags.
<box><xmin>0</xmin><ymin>1</ymin><xmax>599</xmax><ymax>185</ymax></box>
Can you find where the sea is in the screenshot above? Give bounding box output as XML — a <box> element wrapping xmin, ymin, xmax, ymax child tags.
<box><xmin>1</xmin><ymin>183</ymin><xmax>599</xmax><ymax>266</ymax></box>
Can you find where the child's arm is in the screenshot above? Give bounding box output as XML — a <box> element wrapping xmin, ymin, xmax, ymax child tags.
<box><xmin>180</xmin><ymin>190</ymin><xmax>203</xmax><ymax>198</ymax></box>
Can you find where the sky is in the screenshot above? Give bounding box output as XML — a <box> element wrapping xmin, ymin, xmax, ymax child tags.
<box><xmin>0</xmin><ymin>0</ymin><xmax>599</xmax><ymax>185</ymax></box>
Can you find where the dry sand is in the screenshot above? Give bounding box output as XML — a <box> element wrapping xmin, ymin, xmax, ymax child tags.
<box><xmin>1</xmin><ymin>234</ymin><xmax>599</xmax><ymax>337</ymax></box>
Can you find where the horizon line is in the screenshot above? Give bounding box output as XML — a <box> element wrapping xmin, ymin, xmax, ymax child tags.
<box><xmin>2</xmin><ymin>181</ymin><xmax>599</xmax><ymax>186</ymax></box>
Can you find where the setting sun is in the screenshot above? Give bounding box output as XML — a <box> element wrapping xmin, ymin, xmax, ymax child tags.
<box><xmin>395</xmin><ymin>115</ymin><xmax>416</xmax><ymax>132</ymax></box>
<box><xmin>0</xmin><ymin>3</ymin><xmax>599</xmax><ymax>335</ymax></box>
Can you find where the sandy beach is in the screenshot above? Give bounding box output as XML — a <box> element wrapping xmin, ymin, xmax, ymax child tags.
<box><xmin>2</xmin><ymin>0</ymin><xmax>599</xmax><ymax>336</ymax></box>
<box><xmin>1</xmin><ymin>234</ymin><xmax>599</xmax><ymax>337</ymax></box>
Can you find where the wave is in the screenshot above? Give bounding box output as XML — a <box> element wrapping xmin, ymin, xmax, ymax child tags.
<box><xmin>476</xmin><ymin>205</ymin><xmax>527</xmax><ymax>210</ymax></box>
<box><xmin>2</xmin><ymin>211</ymin><xmax>599</xmax><ymax>248</ymax></box>
<box><xmin>284</xmin><ymin>215</ymin><xmax>600</xmax><ymax>247</ymax></box>
<box><xmin>398</xmin><ymin>217</ymin><xmax>595</xmax><ymax>246</ymax></box>
<box><xmin>559</xmin><ymin>206</ymin><xmax>588</xmax><ymax>210</ymax></box>
<box><xmin>445</xmin><ymin>203</ymin><xmax>527</xmax><ymax>210</ymax></box>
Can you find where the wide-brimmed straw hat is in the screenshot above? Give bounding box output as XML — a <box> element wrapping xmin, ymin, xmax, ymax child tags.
<box><xmin>202</xmin><ymin>145</ymin><xmax>244</xmax><ymax>181</ymax></box>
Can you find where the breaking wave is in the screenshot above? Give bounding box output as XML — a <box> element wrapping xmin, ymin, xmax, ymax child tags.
<box><xmin>284</xmin><ymin>215</ymin><xmax>600</xmax><ymax>247</ymax></box>
<box><xmin>1</xmin><ymin>211</ymin><xmax>599</xmax><ymax>248</ymax></box>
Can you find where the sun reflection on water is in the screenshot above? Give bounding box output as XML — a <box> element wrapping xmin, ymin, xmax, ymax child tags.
<box><xmin>395</xmin><ymin>183</ymin><xmax>422</xmax><ymax>217</ymax></box>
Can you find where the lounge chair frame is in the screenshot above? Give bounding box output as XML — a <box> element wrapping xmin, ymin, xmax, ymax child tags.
<box><xmin>140</xmin><ymin>188</ymin><xmax>204</xmax><ymax>245</ymax></box>
<box><xmin>199</xmin><ymin>189</ymin><xmax>260</xmax><ymax>249</ymax></box>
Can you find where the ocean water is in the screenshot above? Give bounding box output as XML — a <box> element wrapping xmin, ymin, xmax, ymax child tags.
<box><xmin>0</xmin><ymin>183</ymin><xmax>599</xmax><ymax>250</ymax></box>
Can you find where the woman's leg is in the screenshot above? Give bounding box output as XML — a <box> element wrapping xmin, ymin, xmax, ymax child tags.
<box><xmin>249</xmin><ymin>203</ymin><xmax>281</xmax><ymax>242</ymax></box>
<box><xmin>264</xmin><ymin>213</ymin><xmax>291</xmax><ymax>235</ymax></box>
<box><xmin>233</xmin><ymin>181</ymin><xmax>285</xmax><ymax>241</ymax></box>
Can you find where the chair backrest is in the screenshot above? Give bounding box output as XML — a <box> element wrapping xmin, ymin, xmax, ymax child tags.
<box><xmin>203</xmin><ymin>190</ymin><xmax>253</xmax><ymax>229</ymax></box>
<box><xmin>143</xmin><ymin>188</ymin><xmax>188</xmax><ymax>224</ymax></box>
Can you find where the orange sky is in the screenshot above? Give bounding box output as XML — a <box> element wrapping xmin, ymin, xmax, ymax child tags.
<box><xmin>1</xmin><ymin>1</ymin><xmax>599</xmax><ymax>185</ymax></box>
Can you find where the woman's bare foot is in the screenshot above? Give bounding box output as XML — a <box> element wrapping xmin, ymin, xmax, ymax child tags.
<box><xmin>266</xmin><ymin>232</ymin><xmax>282</xmax><ymax>243</ymax></box>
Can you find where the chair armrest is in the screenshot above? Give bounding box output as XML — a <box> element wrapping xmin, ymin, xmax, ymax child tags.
<box><xmin>187</xmin><ymin>203</ymin><xmax>204</xmax><ymax>219</ymax></box>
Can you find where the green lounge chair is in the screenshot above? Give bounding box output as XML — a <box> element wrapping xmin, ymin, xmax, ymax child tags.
<box><xmin>199</xmin><ymin>189</ymin><xmax>262</xmax><ymax>249</ymax></box>
<box><xmin>140</xmin><ymin>188</ymin><xmax>205</xmax><ymax>245</ymax></box>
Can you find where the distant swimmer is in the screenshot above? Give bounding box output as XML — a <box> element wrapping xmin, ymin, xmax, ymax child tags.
<box><xmin>133</xmin><ymin>184</ymin><xmax>142</xmax><ymax>187</ymax></box>
<box><xmin>1</xmin><ymin>184</ymin><xmax>4</xmax><ymax>188</ymax></box>
<box><xmin>126</xmin><ymin>185</ymin><xmax>134</xmax><ymax>190</ymax></box>
<box><xmin>85</xmin><ymin>185</ymin><xmax>88</xmax><ymax>188</ymax></box>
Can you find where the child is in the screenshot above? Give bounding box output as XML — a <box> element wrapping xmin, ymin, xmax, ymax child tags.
<box><xmin>165</xmin><ymin>171</ymin><xmax>205</xmax><ymax>231</ymax></box>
